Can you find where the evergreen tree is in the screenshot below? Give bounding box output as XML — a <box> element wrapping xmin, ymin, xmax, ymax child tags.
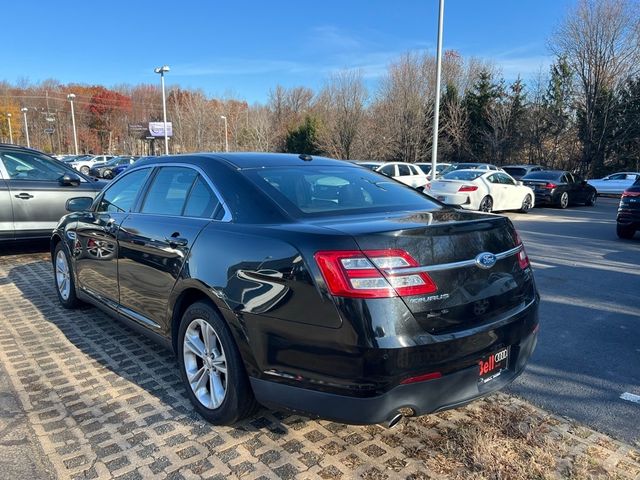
<box><xmin>284</xmin><ymin>115</ymin><xmax>322</xmax><ymax>155</ymax></box>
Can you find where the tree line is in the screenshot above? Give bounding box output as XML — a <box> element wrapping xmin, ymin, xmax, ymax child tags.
<box><xmin>0</xmin><ymin>0</ymin><xmax>638</xmax><ymax>176</ymax></box>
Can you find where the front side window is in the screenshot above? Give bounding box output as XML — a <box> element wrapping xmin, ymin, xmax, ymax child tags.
<box><xmin>97</xmin><ymin>168</ymin><xmax>151</xmax><ymax>213</ymax></box>
<box><xmin>379</xmin><ymin>164</ymin><xmax>396</xmax><ymax>177</ymax></box>
<box><xmin>141</xmin><ymin>167</ymin><xmax>198</xmax><ymax>215</ymax></box>
<box><xmin>0</xmin><ymin>151</ymin><xmax>76</xmax><ymax>181</ymax></box>
<box><xmin>497</xmin><ymin>173</ymin><xmax>516</xmax><ymax>185</ymax></box>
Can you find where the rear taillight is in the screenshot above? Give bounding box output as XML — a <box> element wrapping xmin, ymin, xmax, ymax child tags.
<box><xmin>458</xmin><ymin>185</ymin><xmax>478</xmax><ymax>192</ymax></box>
<box><xmin>622</xmin><ymin>190</ymin><xmax>640</xmax><ymax>197</ymax></box>
<box><xmin>545</xmin><ymin>182</ymin><xmax>557</xmax><ymax>189</ymax></box>
<box><xmin>314</xmin><ymin>249</ymin><xmax>438</xmax><ymax>298</ymax></box>
<box><xmin>514</xmin><ymin>232</ymin><xmax>530</xmax><ymax>269</ymax></box>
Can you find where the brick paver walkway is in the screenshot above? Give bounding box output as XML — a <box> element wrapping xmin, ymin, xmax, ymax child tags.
<box><xmin>0</xmin><ymin>253</ymin><xmax>638</xmax><ymax>479</ymax></box>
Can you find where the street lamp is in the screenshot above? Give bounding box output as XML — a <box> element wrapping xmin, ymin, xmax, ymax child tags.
<box><xmin>6</xmin><ymin>113</ymin><xmax>12</xmax><ymax>144</ymax></box>
<box><xmin>67</xmin><ymin>94</ymin><xmax>78</xmax><ymax>155</ymax></box>
<box><xmin>430</xmin><ymin>0</ymin><xmax>445</xmax><ymax>181</ymax></box>
<box><xmin>21</xmin><ymin>108</ymin><xmax>30</xmax><ymax>148</ymax></box>
<box><xmin>154</xmin><ymin>65</ymin><xmax>170</xmax><ymax>155</ymax></box>
<box><xmin>220</xmin><ymin>115</ymin><xmax>229</xmax><ymax>152</ymax></box>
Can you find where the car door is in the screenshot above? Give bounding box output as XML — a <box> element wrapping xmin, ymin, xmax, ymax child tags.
<box><xmin>485</xmin><ymin>173</ymin><xmax>507</xmax><ymax>210</ymax></box>
<box><xmin>495</xmin><ymin>172</ymin><xmax>522</xmax><ymax>209</ymax></box>
<box><xmin>0</xmin><ymin>149</ymin><xmax>99</xmax><ymax>238</ymax></box>
<box><xmin>116</xmin><ymin>166</ymin><xmax>220</xmax><ymax>331</ymax></box>
<box><xmin>75</xmin><ymin>167</ymin><xmax>153</xmax><ymax>309</ymax></box>
<box><xmin>0</xmin><ymin>174</ymin><xmax>13</xmax><ymax>241</ymax></box>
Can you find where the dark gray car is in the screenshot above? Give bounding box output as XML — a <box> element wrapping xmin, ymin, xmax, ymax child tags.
<box><xmin>0</xmin><ymin>144</ymin><xmax>105</xmax><ymax>241</ymax></box>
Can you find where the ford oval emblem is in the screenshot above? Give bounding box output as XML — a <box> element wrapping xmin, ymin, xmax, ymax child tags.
<box><xmin>475</xmin><ymin>252</ymin><xmax>497</xmax><ymax>269</ymax></box>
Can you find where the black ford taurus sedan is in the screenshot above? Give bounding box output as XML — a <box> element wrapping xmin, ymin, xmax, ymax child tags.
<box><xmin>51</xmin><ymin>153</ymin><xmax>539</xmax><ymax>426</ymax></box>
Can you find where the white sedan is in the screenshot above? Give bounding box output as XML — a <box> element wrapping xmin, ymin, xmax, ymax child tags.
<box><xmin>587</xmin><ymin>172</ymin><xmax>640</xmax><ymax>195</ymax></box>
<box><xmin>427</xmin><ymin>169</ymin><xmax>535</xmax><ymax>213</ymax></box>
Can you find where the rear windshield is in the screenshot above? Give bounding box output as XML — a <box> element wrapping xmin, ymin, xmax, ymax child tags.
<box><xmin>443</xmin><ymin>170</ymin><xmax>484</xmax><ymax>181</ymax></box>
<box><xmin>523</xmin><ymin>171</ymin><xmax>561</xmax><ymax>181</ymax></box>
<box><xmin>503</xmin><ymin>167</ymin><xmax>526</xmax><ymax>177</ymax></box>
<box><xmin>245</xmin><ymin>166</ymin><xmax>440</xmax><ymax>217</ymax></box>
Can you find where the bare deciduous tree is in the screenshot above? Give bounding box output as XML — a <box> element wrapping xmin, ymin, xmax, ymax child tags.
<box><xmin>552</xmin><ymin>0</ymin><xmax>640</xmax><ymax>173</ymax></box>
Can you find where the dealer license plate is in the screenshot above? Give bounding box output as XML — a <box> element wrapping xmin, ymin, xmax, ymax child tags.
<box><xmin>478</xmin><ymin>347</ymin><xmax>509</xmax><ymax>383</ymax></box>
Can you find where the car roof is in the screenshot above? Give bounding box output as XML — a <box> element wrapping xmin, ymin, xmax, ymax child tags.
<box><xmin>503</xmin><ymin>164</ymin><xmax>542</xmax><ymax>168</ymax></box>
<box><xmin>134</xmin><ymin>152</ymin><xmax>357</xmax><ymax>170</ymax></box>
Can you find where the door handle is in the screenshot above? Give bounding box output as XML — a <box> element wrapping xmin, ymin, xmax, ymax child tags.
<box><xmin>165</xmin><ymin>232</ymin><xmax>188</xmax><ymax>247</ymax></box>
<box><xmin>14</xmin><ymin>193</ymin><xmax>34</xmax><ymax>199</ymax></box>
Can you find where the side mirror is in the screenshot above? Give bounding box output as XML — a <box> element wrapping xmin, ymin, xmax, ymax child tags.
<box><xmin>517</xmin><ymin>181</ymin><xmax>523</xmax><ymax>186</ymax></box>
<box><xmin>60</xmin><ymin>172</ymin><xmax>82</xmax><ymax>186</ymax></box>
<box><xmin>66</xmin><ymin>196</ymin><xmax>93</xmax><ymax>212</ymax></box>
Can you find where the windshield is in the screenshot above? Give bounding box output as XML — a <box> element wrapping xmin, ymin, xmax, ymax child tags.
<box><xmin>503</xmin><ymin>167</ymin><xmax>527</xmax><ymax>177</ymax></box>
<box><xmin>440</xmin><ymin>163</ymin><xmax>482</xmax><ymax>175</ymax></box>
<box><xmin>523</xmin><ymin>171</ymin><xmax>562</xmax><ymax>181</ymax></box>
<box><xmin>245</xmin><ymin>166</ymin><xmax>440</xmax><ymax>217</ymax></box>
<box><xmin>443</xmin><ymin>170</ymin><xmax>485</xmax><ymax>181</ymax></box>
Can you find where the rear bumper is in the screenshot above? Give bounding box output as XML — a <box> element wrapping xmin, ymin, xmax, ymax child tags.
<box><xmin>617</xmin><ymin>208</ymin><xmax>640</xmax><ymax>227</ymax></box>
<box><xmin>431</xmin><ymin>192</ymin><xmax>469</xmax><ymax>206</ymax></box>
<box><xmin>251</xmin><ymin>324</ymin><xmax>538</xmax><ymax>425</ymax></box>
<box><xmin>533</xmin><ymin>192</ymin><xmax>555</xmax><ymax>205</ymax></box>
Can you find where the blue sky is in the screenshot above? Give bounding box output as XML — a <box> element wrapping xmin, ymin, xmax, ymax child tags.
<box><xmin>3</xmin><ymin>0</ymin><xmax>574</xmax><ymax>103</ymax></box>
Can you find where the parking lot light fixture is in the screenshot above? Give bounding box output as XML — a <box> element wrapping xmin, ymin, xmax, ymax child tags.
<box><xmin>67</xmin><ymin>94</ymin><xmax>78</xmax><ymax>155</ymax></box>
<box><xmin>220</xmin><ymin>115</ymin><xmax>229</xmax><ymax>152</ymax></box>
<box><xmin>21</xmin><ymin>108</ymin><xmax>30</xmax><ymax>148</ymax></box>
<box><xmin>154</xmin><ymin>65</ymin><xmax>170</xmax><ymax>155</ymax></box>
<box><xmin>6</xmin><ymin>113</ymin><xmax>13</xmax><ymax>144</ymax></box>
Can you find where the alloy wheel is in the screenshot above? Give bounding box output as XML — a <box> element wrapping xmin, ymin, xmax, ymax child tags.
<box><xmin>521</xmin><ymin>194</ymin><xmax>532</xmax><ymax>212</ymax></box>
<box><xmin>479</xmin><ymin>196</ymin><xmax>493</xmax><ymax>212</ymax></box>
<box><xmin>55</xmin><ymin>250</ymin><xmax>71</xmax><ymax>300</ymax></box>
<box><xmin>183</xmin><ymin>319</ymin><xmax>228</xmax><ymax>409</ymax></box>
<box><xmin>80</xmin><ymin>166</ymin><xmax>90</xmax><ymax>175</ymax></box>
<box><xmin>559</xmin><ymin>192</ymin><xmax>569</xmax><ymax>209</ymax></box>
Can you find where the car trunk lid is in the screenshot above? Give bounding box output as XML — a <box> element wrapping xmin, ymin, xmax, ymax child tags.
<box><xmin>312</xmin><ymin>209</ymin><xmax>535</xmax><ymax>334</ymax></box>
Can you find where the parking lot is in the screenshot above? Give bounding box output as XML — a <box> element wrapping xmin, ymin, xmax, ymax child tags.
<box><xmin>0</xmin><ymin>198</ymin><xmax>638</xmax><ymax>479</ymax></box>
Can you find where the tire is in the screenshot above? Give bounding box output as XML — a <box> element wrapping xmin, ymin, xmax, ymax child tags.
<box><xmin>80</xmin><ymin>165</ymin><xmax>90</xmax><ymax>175</ymax></box>
<box><xmin>103</xmin><ymin>169</ymin><xmax>113</xmax><ymax>179</ymax></box>
<box><xmin>616</xmin><ymin>224</ymin><xmax>635</xmax><ymax>239</ymax></box>
<box><xmin>557</xmin><ymin>191</ymin><xmax>569</xmax><ymax>209</ymax></box>
<box><xmin>479</xmin><ymin>196</ymin><xmax>493</xmax><ymax>213</ymax></box>
<box><xmin>520</xmin><ymin>194</ymin><xmax>533</xmax><ymax>213</ymax></box>
<box><xmin>53</xmin><ymin>242</ymin><xmax>79</xmax><ymax>309</ymax></box>
<box><xmin>585</xmin><ymin>192</ymin><xmax>597</xmax><ymax>206</ymax></box>
<box><xmin>177</xmin><ymin>301</ymin><xmax>257</xmax><ymax>425</ymax></box>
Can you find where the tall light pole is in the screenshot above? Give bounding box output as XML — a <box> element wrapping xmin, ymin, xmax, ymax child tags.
<box><xmin>430</xmin><ymin>0</ymin><xmax>445</xmax><ymax>181</ymax></box>
<box><xmin>21</xmin><ymin>108</ymin><xmax>30</xmax><ymax>147</ymax></box>
<box><xmin>154</xmin><ymin>65</ymin><xmax>170</xmax><ymax>155</ymax></box>
<box><xmin>6</xmin><ymin>113</ymin><xmax>13</xmax><ymax>144</ymax></box>
<box><xmin>220</xmin><ymin>115</ymin><xmax>229</xmax><ymax>152</ymax></box>
<box><xmin>67</xmin><ymin>94</ymin><xmax>78</xmax><ymax>154</ymax></box>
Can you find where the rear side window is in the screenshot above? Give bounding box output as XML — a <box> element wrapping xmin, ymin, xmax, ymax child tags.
<box><xmin>183</xmin><ymin>175</ymin><xmax>220</xmax><ymax>218</ymax></box>
<box><xmin>97</xmin><ymin>168</ymin><xmax>151</xmax><ymax>213</ymax></box>
<box><xmin>141</xmin><ymin>167</ymin><xmax>198</xmax><ymax>215</ymax></box>
<box><xmin>246</xmin><ymin>166</ymin><xmax>440</xmax><ymax>216</ymax></box>
<box><xmin>397</xmin><ymin>164</ymin><xmax>411</xmax><ymax>176</ymax></box>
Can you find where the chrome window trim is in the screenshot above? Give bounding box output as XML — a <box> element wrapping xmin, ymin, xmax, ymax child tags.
<box><xmin>384</xmin><ymin>245</ymin><xmax>523</xmax><ymax>275</ymax></box>
<box><xmin>118</xmin><ymin>162</ymin><xmax>231</xmax><ymax>222</ymax></box>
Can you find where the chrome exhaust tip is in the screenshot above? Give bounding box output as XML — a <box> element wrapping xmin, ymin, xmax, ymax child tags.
<box><xmin>386</xmin><ymin>413</ymin><xmax>403</xmax><ymax>428</ymax></box>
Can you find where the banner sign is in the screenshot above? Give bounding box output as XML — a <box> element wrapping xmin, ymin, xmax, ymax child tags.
<box><xmin>148</xmin><ymin>122</ymin><xmax>173</xmax><ymax>137</ymax></box>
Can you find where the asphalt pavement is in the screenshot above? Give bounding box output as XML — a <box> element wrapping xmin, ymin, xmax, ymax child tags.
<box><xmin>506</xmin><ymin>197</ymin><xmax>640</xmax><ymax>445</ymax></box>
